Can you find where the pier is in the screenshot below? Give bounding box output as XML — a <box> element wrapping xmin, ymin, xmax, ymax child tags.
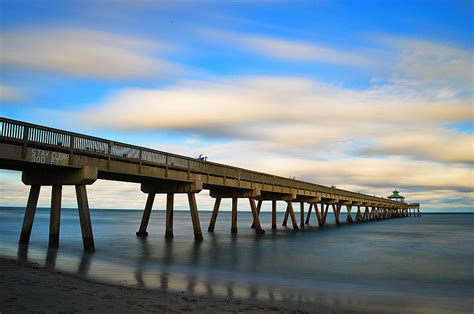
<box><xmin>0</xmin><ymin>117</ymin><xmax>421</xmax><ymax>252</ymax></box>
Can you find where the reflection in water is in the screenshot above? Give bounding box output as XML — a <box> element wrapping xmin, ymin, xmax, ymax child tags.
<box><xmin>128</xmin><ymin>232</ymin><xmax>287</xmax><ymax>302</ymax></box>
<box><xmin>134</xmin><ymin>238</ymin><xmax>149</xmax><ymax>288</ymax></box>
<box><xmin>9</xmin><ymin>231</ymin><xmax>437</xmax><ymax>308</ymax></box>
<box><xmin>77</xmin><ymin>252</ymin><xmax>92</xmax><ymax>277</ymax></box>
<box><xmin>17</xmin><ymin>244</ymin><xmax>29</xmax><ymax>263</ymax></box>
<box><xmin>160</xmin><ymin>239</ymin><xmax>172</xmax><ymax>290</ymax></box>
<box><xmin>45</xmin><ymin>247</ymin><xmax>58</xmax><ymax>270</ymax></box>
<box><xmin>3</xmin><ymin>209</ymin><xmax>472</xmax><ymax>313</ymax></box>
<box><xmin>186</xmin><ymin>242</ymin><xmax>200</xmax><ymax>294</ymax></box>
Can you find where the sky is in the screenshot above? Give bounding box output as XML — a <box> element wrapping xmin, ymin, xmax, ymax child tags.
<box><xmin>0</xmin><ymin>0</ymin><xmax>473</xmax><ymax>212</ymax></box>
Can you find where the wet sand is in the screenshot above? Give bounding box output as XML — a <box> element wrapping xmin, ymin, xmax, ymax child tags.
<box><xmin>1</xmin><ymin>257</ymin><xmax>472</xmax><ymax>313</ymax></box>
<box><xmin>0</xmin><ymin>258</ymin><xmax>336</xmax><ymax>313</ymax></box>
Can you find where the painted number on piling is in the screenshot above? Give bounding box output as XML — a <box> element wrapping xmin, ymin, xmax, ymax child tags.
<box><xmin>29</xmin><ymin>149</ymin><xmax>69</xmax><ymax>165</ymax></box>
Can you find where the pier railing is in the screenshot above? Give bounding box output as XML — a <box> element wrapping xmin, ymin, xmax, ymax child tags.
<box><xmin>0</xmin><ymin>117</ymin><xmax>401</xmax><ymax>205</ymax></box>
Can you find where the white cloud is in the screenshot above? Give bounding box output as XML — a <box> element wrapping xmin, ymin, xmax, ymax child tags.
<box><xmin>0</xmin><ymin>85</ymin><xmax>21</xmax><ymax>102</ymax></box>
<box><xmin>360</xmin><ymin>130</ymin><xmax>474</xmax><ymax>164</ymax></box>
<box><xmin>202</xmin><ymin>29</ymin><xmax>376</xmax><ymax>67</ymax></box>
<box><xmin>372</xmin><ymin>35</ymin><xmax>474</xmax><ymax>89</ymax></box>
<box><xmin>62</xmin><ymin>75</ymin><xmax>472</xmax><ymax>165</ymax></box>
<box><xmin>0</xmin><ymin>27</ymin><xmax>184</xmax><ymax>79</ymax></box>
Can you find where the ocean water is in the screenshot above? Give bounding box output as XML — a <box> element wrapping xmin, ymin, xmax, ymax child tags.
<box><xmin>0</xmin><ymin>206</ymin><xmax>473</xmax><ymax>313</ymax></box>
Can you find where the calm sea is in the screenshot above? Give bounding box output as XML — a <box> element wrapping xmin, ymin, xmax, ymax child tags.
<box><xmin>0</xmin><ymin>207</ymin><xmax>473</xmax><ymax>313</ymax></box>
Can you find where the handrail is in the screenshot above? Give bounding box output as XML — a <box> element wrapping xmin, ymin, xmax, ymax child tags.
<box><xmin>0</xmin><ymin>117</ymin><xmax>403</xmax><ymax>205</ymax></box>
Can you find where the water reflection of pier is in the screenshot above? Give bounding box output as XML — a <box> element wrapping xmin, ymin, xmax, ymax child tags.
<box><xmin>15</xmin><ymin>239</ymin><xmax>343</xmax><ymax>306</ymax></box>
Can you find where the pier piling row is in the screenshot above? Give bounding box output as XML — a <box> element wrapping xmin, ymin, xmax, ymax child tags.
<box><xmin>0</xmin><ymin>117</ymin><xmax>421</xmax><ymax>252</ymax></box>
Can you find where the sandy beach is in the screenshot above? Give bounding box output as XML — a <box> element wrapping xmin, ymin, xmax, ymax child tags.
<box><xmin>0</xmin><ymin>258</ymin><xmax>339</xmax><ymax>313</ymax></box>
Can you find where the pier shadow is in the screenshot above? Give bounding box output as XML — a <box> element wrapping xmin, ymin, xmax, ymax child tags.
<box><xmin>134</xmin><ymin>237</ymin><xmax>152</xmax><ymax>288</ymax></box>
<box><xmin>45</xmin><ymin>247</ymin><xmax>58</xmax><ymax>270</ymax></box>
<box><xmin>77</xmin><ymin>252</ymin><xmax>93</xmax><ymax>277</ymax></box>
<box><xmin>17</xmin><ymin>243</ymin><xmax>29</xmax><ymax>263</ymax></box>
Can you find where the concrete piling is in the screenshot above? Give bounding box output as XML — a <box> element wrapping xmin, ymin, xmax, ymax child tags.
<box><xmin>76</xmin><ymin>185</ymin><xmax>95</xmax><ymax>252</ymax></box>
<box><xmin>49</xmin><ymin>185</ymin><xmax>62</xmax><ymax>248</ymax></box>
<box><xmin>136</xmin><ymin>193</ymin><xmax>155</xmax><ymax>237</ymax></box>
<box><xmin>165</xmin><ymin>193</ymin><xmax>174</xmax><ymax>239</ymax></box>
<box><xmin>19</xmin><ymin>185</ymin><xmax>41</xmax><ymax>244</ymax></box>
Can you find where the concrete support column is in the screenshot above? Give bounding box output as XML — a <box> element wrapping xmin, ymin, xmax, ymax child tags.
<box><xmin>187</xmin><ymin>193</ymin><xmax>203</xmax><ymax>241</ymax></box>
<box><xmin>251</xmin><ymin>200</ymin><xmax>263</xmax><ymax>229</ymax></box>
<box><xmin>49</xmin><ymin>185</ymin><xmax>62</xmax><ymax>248</ymax></box>
<box><xmin>231</xmin><ymin>197</ymin><xmax>238</xmax><ymax>234</ymax></box>
<box><xmin>332</xmin><ymin>204</ymin><xmax>340</xmax><ymax>225</ymax></box>
<box><xmin>136</xmin><ymin>193</ymin><xmax>155</xmax><ymax>237</ymax></box>
<box><xmin>300</xmin><ymin>202</ymin><xmax>305</xmax><ymax>228</ymax></box>
<box><xmin>207</xmin><ymin>197</ymin><xmax>221</xmax><ymax>232</ymax></box>
<box><xmin>165</xmin><ymin>193</ymin><xmax>174</xmax><ymax>239</ymax></box>
<box><xmin>75</xmin><ymin>185</ymin><xmax>95</xmax><ymax>252</ymax></box>
<box><xmin>271</xmin><ymin>200</ymin><xmax>277</xmax><ymax>230</ymax></box>
<box><xmin>249</xmin><ymin>199</ymin><xmax>265</xmax><ymax>234</ymax></box>
<box><xmin>356</xmin><ymin>206</ymin><xmax>362</xmax><ymax>222</ymax></box>
<box><xmin>346</xmin><ymin>205</ymin><xmax>353</xmax><ymax>223</ymax></box>
<box><xmin>282</xmin><ymin>203</ymin><xmax>290</xmax><ymax>227</ymax></box>
<box><xmin>19</xmin><ymin>185</ymin><xmax>41</xmax><ymax>244</ymax></box>
<box><xmin>315</xmin><ymin>204</ymin><xmax>323</xmax><ymax>226</ymax></box>
<box><xmin>305</xmin><ymin>203</ymin><xmax>313</xmax><ymax>225</ymax></box>
<box><xmin>287</xmin><ymin>202</ymin><xmax>299</xmax><ymax>230</ymax></box>
<box><xmin>322</xmin><ymin>204</ymin><xmax>330</xmax><ymax>226</ymax></box>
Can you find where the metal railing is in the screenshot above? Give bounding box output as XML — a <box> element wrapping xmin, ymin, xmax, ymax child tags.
<box><xmin>0</xmin><ymin>117</ymin><xmax>402</xmax><ymax>205</ymax></box>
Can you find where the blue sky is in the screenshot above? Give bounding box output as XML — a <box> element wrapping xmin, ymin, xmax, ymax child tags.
<box><xmin>1</xmin><ymin>0</ymin><xmax>473</xmax><ymax>212</ymax></box>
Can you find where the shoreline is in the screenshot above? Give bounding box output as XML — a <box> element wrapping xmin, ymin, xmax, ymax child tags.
<box><xmin>1</xmin><ymin>257</ymin><xmax>473</xmax><ymax>313</ymax></box>
<box><xmin>0</xmin><ymin>257</ymin><xmax>338</xmax><ymax>313</ymax></box>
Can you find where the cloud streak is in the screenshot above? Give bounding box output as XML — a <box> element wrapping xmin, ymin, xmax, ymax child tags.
<box><xmin>202</xmin><ymin>29</ymin><xmax>376</xmax><ymax>67</ymax></box>
<box><xmin>378</xmin><ymin>36</ymin><xmax>474</xmax><ymax>87</ymax></box>
<box><xmin>0</xmin><ymin>27</ymin><xmax>185</xmax><ymax>79</ymax></box>
<box><xmin>0</xmin><ymin>85</ymin><xmax>22</xmax><ymax>102</ymax></box>
<box><xmin>62</xmin><ymin>75</ymin><xmax>472</xmax><ymax>165</ymax></box>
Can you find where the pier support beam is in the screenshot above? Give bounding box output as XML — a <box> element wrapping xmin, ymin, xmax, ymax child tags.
<box><xmin>315</xmin><ymin>204</ymin><xmax>323</xmax><ymax>226</ymax></box>
<box><xmin>49</xmin><ymin>185</ymin><xmax>62</xmax><ymax>248</ymax></box>
<box><xmin>320</xmin><ymin>204</ymin><xmax>329</xmax><ymax>226</ymax></box>
<box><xmin>282</xmin><ymin>202</ymin><xmax>298</xmax><ymax>229</ymax></box>
<box><xmin>271</xmin><ymin>200</ymin><xmax>277</xmax><ymax>230</ymax></box>
<box><xmin>332</xmin><ymin>204</ymin><xmax>340</xmax><ymax>225</ymax></box>
<box><xmin>287</xmin><ymin>202</ymin><xmax>299</xmax><ymax>230</ymax></box>
<box><xmin>300</xmin><ymin>202</ymin><xmax>305</xmax><ymax>228</ymax></box>
<box><xmin>356</xmin><ymin>206</ymin><xmax>363</xmax><ymax>222</ymax></box>
<box><xmin>249</xmin><ymin>199</ymin><xmax>265</xmax><ymax>234</ymax></box>
<box><xmin>75</xmin><ymin>185</ymin><xmax>95</xmax><ymax>252</ymax></box>
<box><xmin>19</xmin><ymin>166</ymin><xmax>97</xmax><ymax>252</ymax></box>
<box><xmin>19</xmin><ymin>185</ymin><xmax>41</xmax><ymax>244</ymax></box>
<box><xmin>207</xmin><ymin>197</ymin><xmax>221</xmax><ymax>232</ymax></box>
<box><xmin>282</xmin><ymin>203</ymin><xmax>289</xmax><ymax>227</ymax></box>
<box><xmin>364</xmin><ymin>207</ymin><xmax>370</xmax><ymax>221</ymax></box>
<box><xmin>251</xmin><ymin>200</ymin><xmax>263</xmax><ymax>229</ymax></box>
<box><xmin>346</xmin><ymin>205</ymin><xmax>353</xmax><ymax>223</ymax></box>
<box><xmin>165</xmin><ymin>193</ymin><xmax>174</xmax><ymax>239</ymax></box>
<box><xmin>188</xmin><ymin>193</ymin><xmax>203</xmax><ymax>241</ymax></box>
<box><xmin>136</xmin><ymin>193</ymin><xmax>155</xmax><ymax>237</ymax></box>
<box><xmin>305</xmin><ymin>203</ymin><xmax>313</xmax><ymax>225</ymax></box>
<box><xmin>231</xmin><ymin>197</ymin><xmax>238</xmax><ymax>234</ymax></box>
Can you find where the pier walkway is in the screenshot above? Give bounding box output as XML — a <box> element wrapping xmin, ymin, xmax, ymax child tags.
<box><xmin>0</xmin><ymin>117</ymin><xmax>421</xmax><ymax>252</ymax></box>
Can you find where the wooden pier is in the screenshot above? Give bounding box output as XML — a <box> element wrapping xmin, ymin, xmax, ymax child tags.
<box><xmin>0</xmin><ymin>117</ymin><xmax>421</xmax><ymax>252</ymax></box>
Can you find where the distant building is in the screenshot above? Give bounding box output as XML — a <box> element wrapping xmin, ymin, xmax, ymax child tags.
<box><xmin>387</xmin><ymin>190</ymin><xmax>405</xmax><ymax>202</ymax></box>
